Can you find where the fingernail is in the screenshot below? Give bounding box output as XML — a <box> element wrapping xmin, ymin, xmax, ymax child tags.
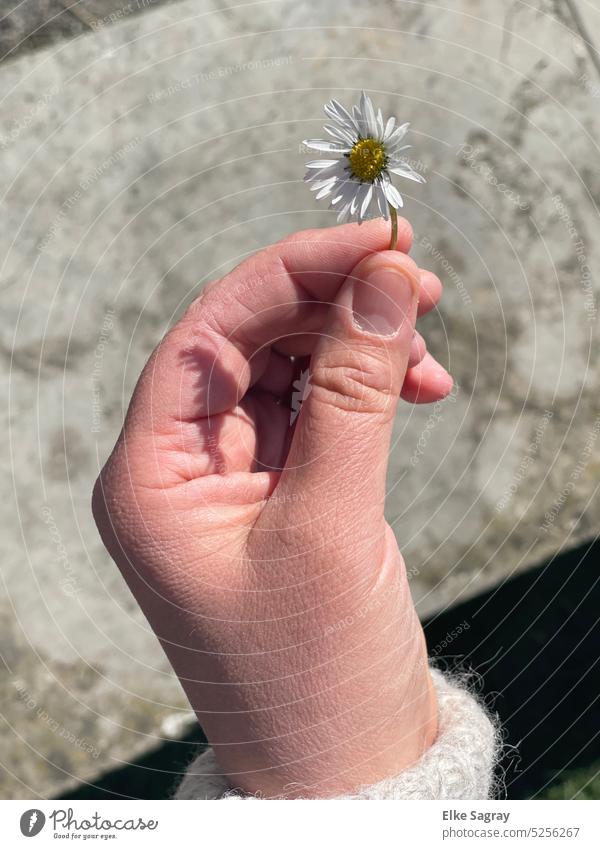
<box><xmin>352</xmin><ymin>266</ymin><xmax>418</xmax><ymax>336</ymax></box>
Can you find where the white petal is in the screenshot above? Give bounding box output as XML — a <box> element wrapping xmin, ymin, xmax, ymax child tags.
<box><xmin>375</xmin><ymin>184</ymin><xmax>389</xmax><ymax>219</ymax></box>
<box><xmin>383</xmin><ymin>116</ymin><xmax>396</xmax><ymax>139</ymax></box>
<box><xmin>354</xmin><ymin>97</ymin><xmax>368</xmax><ymax>137</ymax></box>
<box><xmin>353</xmin><ymin>183</ymin><xmax>371</xmax><ymax>222</ymax></box>
<box><xmin>353</xmin><ymin>183</ymin><xmax>366</xmax><ymax>221</ymax></box>
<box><xmin>303</xmin><ymin>139</ymin><xmax>349</xmax><ymax>153</ymax></box>
<box><xmin>323</xmin><ymin>102</ymin><xmax>347</xmax><ymax>126</ymax></box>
<box><xmin>310</xmin><ymin>183</ymin><xmax>333</xmax><ymax>195</ymax></box>
<box><xmin>332</xmin><ymin>180</ymin><xmax>359</xmax><ymax>205</ymax></box>
<box><xmin>386</xmin><ymin>122</ymin><xmax>409</xmax><ymax>146</ymax></box>
<box><xmin>309</xmin><ymin>175</ymin><xmax>339</xmax><ymax>191</ymax></box>
<box><xmin>330</xmin><ymin>182</ymin><xmax>355</xmax><ymax>206</ymax></box>
<box><xmin>388</xmin><ymin>165</ymin><xmax>426</xmax><ymax>183</ymax></box>
<box><xmin>360</xmin><ymin>183</ymin><xmax>373</xmax><ymax>219</ymax></box>
<box><xmin>325</xmin><ymin>99</ymin><xmax>360</xmax><ymax>134</ymax></box>
<box><xmin>336</xmin><ymin>202</ymin><xmax>349</xmax><ymax>222</ymax></box>
<box><xmin>324</xmin><ymin>123</ymin><xmax>357</xmax><ymax>146</ymax></box>
<box><xmin>389</xmin><ymin>141</ymin><xmax>411</xmax><ymax>151</ymax></box>
<box><xmin>305</xmin><ymin>173</ymin><xmax>337</xmax><ymax>185</ymax></box>
<box><xmin>315</xmin><ymin>183</ymin><xmax>336</xmax><ymax>200</ymax></box>
<box><xmin>305</xmin><ymin>159</ymin><xmax>340</xmax><ymax>169</ymax></box>
<box><xmin>337</xmin><ymin>199</ymin><xmax>356</xmax><ymax>224</ymax></box>
<box><xmin>360</xmin><ymin>91</ymin><xmax>378</xmax><ymax>138</ymax></box>
<box><xmin>335</xmin><ymin>178</ymin><xmax>360</xmax><ymax>204</ymax></box>
<box><xmin>304</xmin><ymin>163</ymin><xmax>344</xmax><ymax>183</ymax></box>
<box><xmin>387</xmin><ymin>144</ymin><xmax>411</xmax><ymax>160</ymax></box>
<box><xmin>376</xmin><ymin>108</ymin><xmax>384</xmax><ymax>139</ymax></box>
<box><xmin>385</xmin><ymin>147</ymin><xmax>412</xmax><ymax>165</ymax></box>
<box><xmin>349</xmin><ymin>182</ymin><xmax>366</xmax><ymax>217</ymax></box>
<box><xmin>307</xmin><ymin>164</ymin><xmax>346</xmax><ymax>188</ymax></box>
<box><xmin>382</xmin><ymin>180</ymin><xmax>404</xmax><ymax>209</ymax></box>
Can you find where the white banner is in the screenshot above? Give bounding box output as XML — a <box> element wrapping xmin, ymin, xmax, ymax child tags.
<box><xmin>1</xmin><ymin>799</ymin><xmax>597</xmax><ymax>848</ymax></box>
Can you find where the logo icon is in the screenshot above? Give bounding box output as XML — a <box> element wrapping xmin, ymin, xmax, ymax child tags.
<box><xmin>20</xmin><ymin>810</ymin><xmax>46</xmax><ymax>837</ymax></box>
<box><xmin>290</xmin><ymin>369</ymin><xmax>312</xmax><ymax>424</ymax></box>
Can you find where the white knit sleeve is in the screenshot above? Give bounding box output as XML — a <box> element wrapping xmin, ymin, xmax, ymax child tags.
<box><xmin>174</xmin><ymin>669</ymin><xmax>501</xmax><ymax>800</ymax></box>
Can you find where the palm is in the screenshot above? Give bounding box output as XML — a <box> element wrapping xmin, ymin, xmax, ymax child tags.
<box><xmin>159</xmin><ymin>345</ymin><xmax>303</xmax><ymax>487</ymax></box>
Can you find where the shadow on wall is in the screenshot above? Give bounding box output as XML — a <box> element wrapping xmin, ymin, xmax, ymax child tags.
<box><xmin>60</xmin><ymin>538</ymin><xmax>600</xmax><ymax>800</ymax></box>
<box><xmin>425</xmin><ymin>537</ymin><xmax>599</xmax><ymax>799</ymax></box>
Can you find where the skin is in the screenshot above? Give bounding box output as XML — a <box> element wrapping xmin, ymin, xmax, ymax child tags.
<box><xmin>93</xmin><ymin>218</ymin><xmax>453</xmax><ymax>798</ymax></box>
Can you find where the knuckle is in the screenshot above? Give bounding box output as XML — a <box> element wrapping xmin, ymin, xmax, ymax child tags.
<box><xmin>310</xmin><ymin>349</ymin><xmax>396</xmax><ymax>416</ymax></box>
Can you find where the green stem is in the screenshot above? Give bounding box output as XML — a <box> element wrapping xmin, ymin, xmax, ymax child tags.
<box><xmin>389</xmin><ymin>204</ymin><xmax>398</xmax><ymax>250</ymax></box>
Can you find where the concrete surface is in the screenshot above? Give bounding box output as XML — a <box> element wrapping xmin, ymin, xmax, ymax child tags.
<box><xmin>0</xmin><ymin>1</ymin><xmax>175</xmax><ymax>63</ymax></box>
<box><xmin>1</xmin><ymin>0</ymin><xmax>599</xmax><ymax>798</ymax></box>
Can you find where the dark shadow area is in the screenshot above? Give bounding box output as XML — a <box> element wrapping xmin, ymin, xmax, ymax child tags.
<box><xmin>0</xmin><ymin>1</ymin><xmax>180</xmax><ymax>66</ymax></box>
<box><xmin>59</xmin><ymin>726</ymin><xmax>208</xmax><ymax>801</ymax></box>
<box><xmin>59</xmin><ymin>537</ymin><xmax>599</xmax><ymax>800</ymax></box>
<box><xmin>424</xmin><ymin>536</ymin><xmax>599</xmax><ymax>799</ymax></box>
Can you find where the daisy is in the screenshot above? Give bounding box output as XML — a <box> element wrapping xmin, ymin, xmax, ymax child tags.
<box><xmin>303</xmin><ymin>91</ymin><xmax>425</xmax><ymax>248</ymax></box>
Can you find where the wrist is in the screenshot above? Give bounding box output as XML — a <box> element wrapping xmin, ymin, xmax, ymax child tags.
<box><xmin>192</xmin><ymin>598</ymin><xmax>438</xmax><ymax>798</ymax></box>
<box><xmin>176</xmin><ymin>668</ymin><xmax>499</xmax><ymax>801</ymax></box>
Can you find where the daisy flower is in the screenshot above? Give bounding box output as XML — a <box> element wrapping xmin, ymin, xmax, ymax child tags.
<box><xmin>303</xmin><ymin>91</ymin><xmax>425</xmax><ymax>248</ymax></box>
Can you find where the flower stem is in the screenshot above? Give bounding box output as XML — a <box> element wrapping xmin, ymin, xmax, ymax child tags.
<box><xmin>389</xmin><ymin>205</ymin><xmax>398</xmax><ymax>250</ymax></box>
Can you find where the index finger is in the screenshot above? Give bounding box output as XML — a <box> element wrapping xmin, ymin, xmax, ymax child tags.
<box><xmin>129</xmin><ymin>219</ymin><xmax>414</xmax><ymax>434</ymax></box>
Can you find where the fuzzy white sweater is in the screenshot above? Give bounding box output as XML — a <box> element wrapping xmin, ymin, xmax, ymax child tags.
<box><xmin>174</xmin><ymin>669</ymin><xmax>500</xmax><ymax>800</ymax></box>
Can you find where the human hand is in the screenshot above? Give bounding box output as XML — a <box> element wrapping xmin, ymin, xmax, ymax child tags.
<box><xmin>93</xmin><ymin>218</ymin><xmax>452</xmax><ymax>798</ymax></box>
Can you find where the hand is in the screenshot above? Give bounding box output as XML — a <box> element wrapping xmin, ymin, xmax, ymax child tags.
<box><xmin>93</xmin><ymin>218</ymin><xmax>452</xmax><ymax>798</ymax></box>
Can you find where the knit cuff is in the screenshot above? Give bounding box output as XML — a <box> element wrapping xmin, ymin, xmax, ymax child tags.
<box><xmin>174</xmin><ymin>668</ymin><xmax>500</xmax><ymax>800</ymax></box>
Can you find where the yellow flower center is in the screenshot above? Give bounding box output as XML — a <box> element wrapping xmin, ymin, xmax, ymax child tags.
<box><xmin>348</xmin><ymin>138</ymin><xmax>386</xmax><ymax>182</ymax></box>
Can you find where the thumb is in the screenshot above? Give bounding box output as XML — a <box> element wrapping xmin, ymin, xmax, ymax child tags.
<box><xmin>274</xmin><ymin>250</ymin><xmax>420</xmax><ymax>536</ymax></box>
